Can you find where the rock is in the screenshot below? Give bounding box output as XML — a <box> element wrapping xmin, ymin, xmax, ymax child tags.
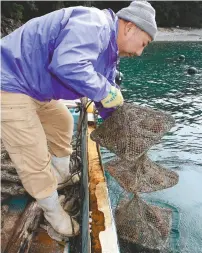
<box><xmin>1</xmin><ymin>16</ymin><xmax>22</xmax><ymax>38</ymax></box>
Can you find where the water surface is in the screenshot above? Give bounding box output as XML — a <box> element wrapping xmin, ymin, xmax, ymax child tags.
<box><xmin>101</xmin><ymin>42</ymin><xmax>202</xmax><ymax>253</ymax></box>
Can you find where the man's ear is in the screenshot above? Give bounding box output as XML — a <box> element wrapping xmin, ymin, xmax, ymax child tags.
<box><xmin>125</xmin><ymin>22</ymin><xmax>136</xmax><ymax>34</ymax></box>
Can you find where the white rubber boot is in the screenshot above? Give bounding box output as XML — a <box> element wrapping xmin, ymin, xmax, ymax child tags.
<box><xmin>51</xmin><ymin>155</ymin><xmax>71</xmax><ymax>184</ymax></box>
<box><xmin>51</xmin><ymin>155</ymin><xmax>80</xmax><ymax>189</ymax></box>
<box><xmin>37</xmin><ymin>191</ymin><xmax>79</xmax><ymax>236</ymax></box>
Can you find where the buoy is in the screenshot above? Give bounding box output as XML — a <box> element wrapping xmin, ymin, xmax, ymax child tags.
<box><xmin>187</xmin><ymin>67</ymin><xmax>198</xmax><ymax>75</ymax></box>
<box><xmin>178</xmin><ymin>55</ymin><xmax>185</xmax><ymax>61</ymax></box>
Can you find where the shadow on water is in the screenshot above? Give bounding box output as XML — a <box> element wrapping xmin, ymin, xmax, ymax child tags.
<box><xmin>101</xmin><ymin>42</ymin><xmax>202</xmax><ymax>253</ymax></box>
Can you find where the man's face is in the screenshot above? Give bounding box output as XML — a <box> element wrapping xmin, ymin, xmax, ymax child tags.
<box><xmin>117</xmin><ymin>20</ymin><xmax>152</xmax><ymax>57</ymax></box>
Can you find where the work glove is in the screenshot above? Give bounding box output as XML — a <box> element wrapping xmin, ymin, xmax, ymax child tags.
<box><xmin>101</xmin><ymin>86</ymin><xmax>124</xmax><ymax>108</ymax></box>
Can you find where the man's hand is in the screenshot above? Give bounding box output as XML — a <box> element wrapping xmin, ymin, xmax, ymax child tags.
<box><xmin>101</xmin><ymin>86</ymin><xmax>124</xmax><ymax>108</ymax></box>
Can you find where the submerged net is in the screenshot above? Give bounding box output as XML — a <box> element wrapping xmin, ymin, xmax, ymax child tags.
<box><xmin>105</xmin><ymin>154</ymin><xmax>178</xmax><ymax>193</ymax></box>
<box><xmin>116</xmin><ymin>195</ymin><xmax>172</xmax><ymax>252</ymax></box>
<box><xmin>91</xmin><ymin>103</ymin><xmax>178</xmax><ymax>252</ymax></box>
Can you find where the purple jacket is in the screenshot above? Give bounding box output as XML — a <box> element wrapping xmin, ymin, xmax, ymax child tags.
<box><xmin>1</xmin><ymin>7</ymin><xmax>119</xmax><ymax>118</ymax></box>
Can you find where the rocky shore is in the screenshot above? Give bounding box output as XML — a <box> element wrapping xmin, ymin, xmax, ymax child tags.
<box><xmin>156</xmin><ymin>27</ymin><xmax>202</xmax><ymax>41</ymax></box>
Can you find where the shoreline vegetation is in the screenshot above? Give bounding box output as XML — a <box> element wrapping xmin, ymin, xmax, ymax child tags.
<box><xmin>1</xmin><ymin>1</ymin><xmax>202</xmax><ymax>41</ymax></box>
<box><xmin>1</xmin><ymin>17</ymin><xmax>202</xmax><ymax>42</ymax></box>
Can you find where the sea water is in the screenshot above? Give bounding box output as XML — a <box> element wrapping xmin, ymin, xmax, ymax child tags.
<box><xmin>101</xmin><ymin>42</ymin><xmax>202</xmax><ymax>253</ymax></box>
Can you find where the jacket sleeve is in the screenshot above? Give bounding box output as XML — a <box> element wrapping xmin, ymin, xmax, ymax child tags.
<box><xmin>94</xmin><ymin>64</ymin><xmax>121</xmax><ymax>120</ymax></box>
<box><xmin>48</xmin><ymin>9</ymin><xmax>112</xmax><ymax>102</ymax></box>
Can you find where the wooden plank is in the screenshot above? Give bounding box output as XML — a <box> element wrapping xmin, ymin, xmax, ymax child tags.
<box><xmin>87</xmin><ymin>125</ymin><xmax>120</xmax><ymax>253</ymax></box>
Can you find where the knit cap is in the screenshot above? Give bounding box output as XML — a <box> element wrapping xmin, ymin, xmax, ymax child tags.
<box><xmin>116</xmin><ymin>1</ymin><xmax>157</xmax><ymax>40</ymax></box>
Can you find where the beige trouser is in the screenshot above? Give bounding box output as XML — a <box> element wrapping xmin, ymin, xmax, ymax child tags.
<box><xmin>1</xmin><ymin>91</ymin><xmax>74</xmax><ymax>199</ymax></box>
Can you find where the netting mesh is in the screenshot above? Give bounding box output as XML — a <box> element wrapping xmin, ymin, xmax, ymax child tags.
<box><xmin>115</xmin><ymin>195</ymin><xmax>172</xmax><ymax>251</ymax></box>
<box><xmin>91</xmin><ymin>103</ymin><xmax>175</xmax><ymax>162</ymax></box>
<box><xmin>91</xmin><ymin>103</ymin><xmax>178</xmax><ymax>252</ymax></box>
<box><xmin>105</xmin><ymin>154</ymin><xmax>178</xmax><ymax>193</ymax></box>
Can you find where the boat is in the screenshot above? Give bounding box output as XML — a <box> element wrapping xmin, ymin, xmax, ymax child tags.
<box><xmin>1</xmin><ymin>98</ymin><xmax>120</xmax><ymax>253</ymax></box>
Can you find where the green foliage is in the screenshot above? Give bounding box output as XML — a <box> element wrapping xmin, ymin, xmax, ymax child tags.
<box><xmin>1</xmin><ymin>1</ymin><xmax>202</xmax><ymax>28</ymax></box>
<box><xmin>151</xmin><ymin>1</ymin><xmax>202</xmax><ymax>28</ymax></box>
<box><xmin>11</xmin><ymin>3</ymin><xmax>24</xmax><ymax>20</ymax></box>
<box><xmin>21</xmin><ymin>1</ymin><xmax>39</xmax><ymax>21</ymax></box>
<box><xmin>1</xmin><ymin>2</ymin><xmax>24</xmax><ymax>21</ymax></box>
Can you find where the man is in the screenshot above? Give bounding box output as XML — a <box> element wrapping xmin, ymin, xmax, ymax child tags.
<box><xmin>1</xmin><ymin>1</ymin><xmax>157</xmax><ymax>236</ymax></box>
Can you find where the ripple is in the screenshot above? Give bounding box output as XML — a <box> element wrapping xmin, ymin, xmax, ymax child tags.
<box><xmin>102</xmin><ymin>42</ymin><xmax>202</xmax><ymax>253</ymax></box>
